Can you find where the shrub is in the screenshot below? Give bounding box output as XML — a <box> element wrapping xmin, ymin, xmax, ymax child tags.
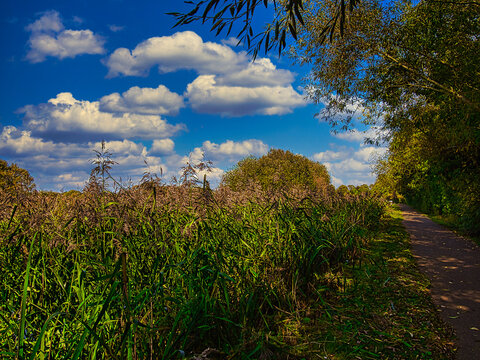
<box><xmin>0</xmin><ymin>159</ymin><xmax>35</xmax><ymax>194</ymax></box>
<box><xmin>221</xmin><ymin>149</ymin><xmax>331</xmax><ymax>194</ymax></box>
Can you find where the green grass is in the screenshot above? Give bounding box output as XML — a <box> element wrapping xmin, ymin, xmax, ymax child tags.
<box><xmin>0</xmin><ymin>191</ymin><xmax>454</xmax><ymax>359</ymax></box>
<box><xmin>289</xmin><ymin>206</ymin><xmax>456</xmax><ymax>359</ymax></box>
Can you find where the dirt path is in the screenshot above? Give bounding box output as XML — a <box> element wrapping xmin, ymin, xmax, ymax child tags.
<box><xmin>399</xmin><ymin>204</ymin><xmax>480</xmax><ymax>359</ymax></box>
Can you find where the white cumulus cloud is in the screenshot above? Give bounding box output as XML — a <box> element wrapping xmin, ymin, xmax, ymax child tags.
<box><xmin>332</xmin><ymin>127</ymin><xmax>387</xmax><ymax>143</ymax></box>
<box><xmin>216</xmin><ymin>58</ymin><xmax>295</xmax><ymax>88</ymax></box>
<box><xmin>99</xmin><ymin>85</ymin><xmax>184</xmax><ymax>115</ymax></box>
<box><xmin>26</xmin><ymin>10</ymin><xmax>105</xmax><ymax>63</ymax></box>
<box><xmin>355</xmin><ymin>146</ymin><xmax>387</xmax><ymax>162</ymax></box>
<box><xmin>104</xmin><ymin>31</ymin><xmax>306</xmax><ymax>116</ymax></box>
<box><xmin>0</xmin><ymin>126</ymin><xmax>178</xmax><ymax>190</ymax></box>
<box><xmin>1</xmin><ymin>124</ymin><xmax>251</xmax><ymax>191</ymax></box>
<box><xmin>312</xmin><ymin>142</ymin><xmax>387</xmax><ymax>186</ymax></box>
<box><xmin>185</xmin><ymin>75</ymin><xmax>305</xmax><ymax>116</ymax></box>
<box><xmin>184</xmin><ymin>139</ymin><xmax>268</xmax><ymax>168</ymax></box>
<box><xmin>312</xmin><ymin>150</ymin><xmax>349</xmax><ymax>162</ymax></box>
<box><xmin>26</xmin><ymin>10</ymin><xmax>63</xmax><ymax>33</ymax></box>
<box><xmin>20</xmin><ymin>92</ymin><xmax>185</xmax><ymax>142</ymax></box>
<box><xmin>92</xmin><ymin>139</ymin><xmax>147</xmax><ymax>156</ymax></box>
<box><xmin>0</xmin><ymin>126</ymin><xmax>57</xmax><ymax>156</ymax></box>
<box><xmin>201</xmin><ymin>139</ymin><xmax>268</xmax><ymax>161</ymax></box>
<box><xmin>150</xmin><ymin>139</ymin><xmax>175</xmax><ymax>155</ymax></box>
<box><xmin>104</xmin><ymin>31</ymin><xmax>245</xmax><ymax>77</ymax></box>
<box><xmin>221</xmin><ymin>37</ymin><xmax>242</xmax><ymax>47</ymax></box>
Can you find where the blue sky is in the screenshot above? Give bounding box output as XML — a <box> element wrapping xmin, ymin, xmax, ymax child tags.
<box><xmin>0</xmin><ymin>0</ymin><xmax>386</xmax><ymax>190</ymax></box>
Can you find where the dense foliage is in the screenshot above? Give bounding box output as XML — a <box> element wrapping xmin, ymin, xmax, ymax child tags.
<box><xmin>290</xmin><ymin>0</ymin><xmax>480</xmax><ymax>234</ymax></box>
<box><xmin>0</xmin><ymin>160</ymin><xmax>35</xmax><ymax>195</ymax></box>
<box><xmin>221</xmin><ymin>149</ymin><xmax>331</xmax><ymax>193</ymax></box>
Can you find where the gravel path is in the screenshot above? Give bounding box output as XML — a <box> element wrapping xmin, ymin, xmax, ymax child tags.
<box><xmin>399</xmin><ymin>204</ymin><xmax>480</xmax><ymax>359</ymax></box>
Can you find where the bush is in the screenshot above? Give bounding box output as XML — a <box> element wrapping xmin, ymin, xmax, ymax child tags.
<box><xmin>222</xmin><ymin>149</ymin><xmax>331</xmax><ymax>194</ymax></box>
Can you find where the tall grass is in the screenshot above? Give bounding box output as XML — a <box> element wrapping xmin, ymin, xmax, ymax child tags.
<box><xmin>0</xmin><ymin>183</ymin><xmax>385</xmax><ymax>359</ymax></box>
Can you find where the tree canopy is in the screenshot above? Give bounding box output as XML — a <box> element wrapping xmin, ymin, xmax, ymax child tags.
<box><xmin>221</xmin><ymin>148</ymin><xmax>331</xmax><ymax>192</ymax></box>
<box><xmin>0</xmin><ymin>159</ymin><xmax>36</xmax><ymax>194</ymax></box>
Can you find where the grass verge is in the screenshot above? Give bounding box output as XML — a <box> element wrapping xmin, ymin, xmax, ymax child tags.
<box><xmin>285</xmin><ymin>206</ymin><xmax>456</xmax><ymax>359</ymax></box>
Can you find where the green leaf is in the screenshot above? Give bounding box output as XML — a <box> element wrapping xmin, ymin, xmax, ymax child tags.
<box><xmin>294</xmin><ymin>4</ymin><xmax>305</xmax><ymax>26</ymax></box>
<box><xmin>29</xmin><ymin>312</ymin><xmax>64</xmax><ymax>360</ymax></box>
<box><xmin>18</xmin><ymin>233</ymin><xmax>38</xmax><ymax>360</ymax></box>
<box><xmin>289</xmin><ymin>23</ymin><xmax>297</xmax><ymax>40</ymax></box>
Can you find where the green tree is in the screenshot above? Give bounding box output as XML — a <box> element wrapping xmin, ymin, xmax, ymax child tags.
<box><xmin>0</xmin><ymin>160</ymin><xmax>35</xmax><ymax>194</ymax></box>
<box><xmin>222</xmin><ymin>148</ymin><xmax>330</xmax><ymax>192</ymax></box>
<box><xmin>295</xmin><ymin>0</ymin><xmax>477</xmax><ymax>126</ymax></box>
<box><xmin>293</xmin><ymin>0</ymin><xmax>479</xmax><ymax>232</ymax></box>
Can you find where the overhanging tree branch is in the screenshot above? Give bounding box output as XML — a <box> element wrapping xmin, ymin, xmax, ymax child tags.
<box><xmin>380</xmin><ymin>51</ymin><xmax>480</xmax><ymax>112</ymax></box>
<box><xmin>168</xmin><ymin>0</ymin><xmax>360</xmax><ymax>57</ymax></box>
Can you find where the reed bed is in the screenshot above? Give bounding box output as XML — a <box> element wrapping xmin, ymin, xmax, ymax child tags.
<box><xmin>0</xmin><ymin>182</ymin><xmax>385</xmax><ymax>359</ymax></box>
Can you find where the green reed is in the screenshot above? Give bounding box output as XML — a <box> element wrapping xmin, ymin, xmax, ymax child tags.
<box><xmin>0</xmin><ymin>190</ymin><xmax>384</xmax><ymax>359</ymax></box>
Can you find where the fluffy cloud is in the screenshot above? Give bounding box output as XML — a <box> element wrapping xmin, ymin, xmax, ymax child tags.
<box><xmin>313</xmin><ymin>144</ymin><xmax>387</xmax><ymax>187</ymax></box>
<box><xmin>0</xmin><ymin>126</ymin><xmax>174</xmax><ymax>189</ymax></box>
<box><xmin>324</xmin><ymin>158</ymin><xmax>376</xmax><ymax>186</ymax></box>
<box><xmin>196</xmin><ymin>167</ymin><xmax>225</xmax><ymax>187</ymax></box>
<box><xmin>150</xmin><ymin>139</ymin><xmax>175</xmax><ymax>155</ymax></box>
<box><xmin>105</xmin><ymin>31</ymin><xmax>245</xmax><ymax>77</ymax></box>
<box><xmin>201</xmin><ymin>139</ymin><xmax>268</xmax><ymax>161</ymax></box>
<box><xmin>99</xmin><ymin>85</ymin><xmax>184</xmax><ymax>115</ymax></box>
<box><xmin>55</xmin><ymin>172</ymin><xmax>87</xmax><ymax>189</ymax></box>
<box><xmin>105</xmin><ymin>32</ymin><xmax>294</xmax><ymax>87</ymax></box>
<box><xmin>180</xmin><ymin>139</ymin><xmax>268</xmax><ymax>185</ymax></box>
<box><xmin>314</xmin><ymin>146</ymin><xmax>386</xmax><ymax>164</ymax></box>
<box><xmin>221</xmin><ymin>37</ymin><xmax>242</xmax><ymax>47</ymax></box>
<box><xmin>26</xmin><ymin>10</ymin><xmax>105</xmax><ymax>63</ymax></box>
<box><xmin>332</xmin><ymin>130</ymin><xmax>369</xmax><ymax>142</ymax></box>
<box><xmin>167</xmin><ymin>139</ymin><xmax>265</xmax><ymax>187</ymax></box>
<box><xmin>312</xmin><ymin>150</ymin><xmax>349</xmax><ymax>162</ymax></box>
<box><xmin>0</xmin><ymin>124</ymin><xmax>233</xmax><ymax>190</ymax></box>
<box><xmin>185</xmin><ymin>75</ymin><xmax>305</xmax><ymax>116</ymax></box>
<box><xmin>20</xmin><ymin>92</ymin><xmax>185</xmax><ymax>142</ymax></box>
<box><xmin>26</xmin><ymin>10</ymin><xmax>64</xmax><ymax>33</ymax></box>
<box><xmin>216</xmin><ymin>58</ymin><xmax>294</xmax><ymax>88</ymax></box>
<box><xmin>93</xmin><ymin>139</ymin><xmax>147</xmax><ymax>156</ymax></box>
<box><xmin>104</xmin><ymin>31</ymin><xmax>295</xmax><ymax>87</ymax></box>
<box><xmin>104</xmin><ymin>31</ymin><xmax>305</xmax><ymax>116</ymax></box>
<box><xmin>355</xmin><ymin>146</ymin><xmax>387</xmax><ymax>162</ymax></box>
<box><xmin>0</xmin><ymin>126</ymin><xmax>57</xmax><ymax>156</ymax></box>
<box><xmin>1</xmin><ymin>126</ymin><xmax>146</xmax><ymax>159</ymax></box>
<box><xmin>325</xmin><ymin>158</ymin><xmax>371</xmax><ymax>173</ymax></box>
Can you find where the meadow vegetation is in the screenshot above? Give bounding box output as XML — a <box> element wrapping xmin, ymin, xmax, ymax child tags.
<box><xmin>0</xmin><ymin>154</ymin><xmax>454</xmax><ymax>359</ymax></box>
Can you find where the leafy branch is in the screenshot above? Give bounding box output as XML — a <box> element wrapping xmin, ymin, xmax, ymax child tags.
<box><xmin>167</xmin><ymin>0</ymin><xmax>360</xmax><ymax>58</ymax></box>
